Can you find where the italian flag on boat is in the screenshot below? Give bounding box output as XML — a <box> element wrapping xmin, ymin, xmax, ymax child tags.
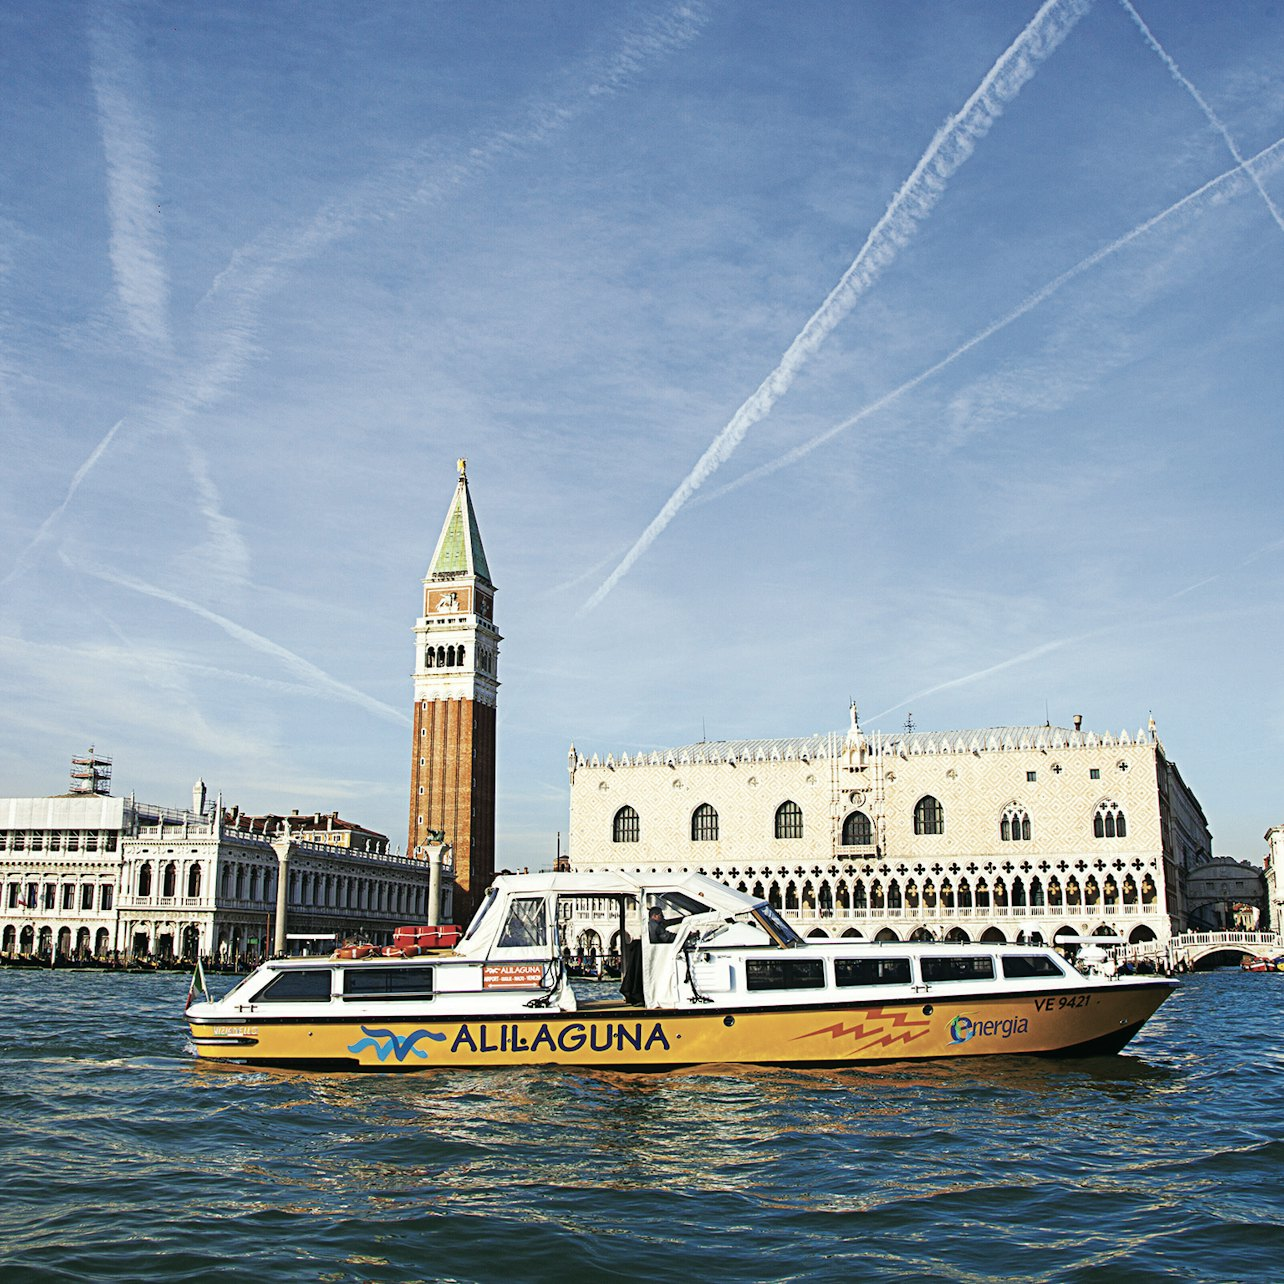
<box><xmin>186</xmin><ymin>958</ymin><xmax>209</xmax><ymax>1010</ymax></box>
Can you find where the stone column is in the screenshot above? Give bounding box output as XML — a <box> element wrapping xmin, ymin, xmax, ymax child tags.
<box><xmin>272</xmin><ymin>823</ymin><xmax>291</xmax><ymax>957</ymax></box>
<box><xmin>427</xmin><ymin>847</ymin><xmax>442</xmax><ymax>927</ymax></box>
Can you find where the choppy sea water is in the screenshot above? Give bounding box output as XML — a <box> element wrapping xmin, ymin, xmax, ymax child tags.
<box><xmin>0</xmin><ymin>969</ymin><xmax>1281</xmax><ymax>1283</ymax></box>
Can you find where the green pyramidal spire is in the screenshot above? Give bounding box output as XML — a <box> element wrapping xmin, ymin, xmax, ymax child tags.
<box><xmin>429</xmin><ymin>458</ymin><xmax>492</xmax><ymax>583</ymax></box>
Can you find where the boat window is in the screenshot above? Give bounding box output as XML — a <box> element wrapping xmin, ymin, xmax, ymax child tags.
<box><xmin>462</xmin><ymin>886</ymin><xmax>499</xmax><ymax>942</ymax></box>
<box><xmin>342</xmin><ymin>965</ymin><xmax>435</xmax><ymax>1000</ymax></box>
<box><xmin>920</xmin><ymin>956</ymin><xmax>996</xmax><ymax>983</ymax></box>
<box><xmin>750</xmin><ymin>904</ymin><xmax>806</xmax><ymax>948</ymax></box>
<box><xmin>651</xmin><ymin>891</ymin><xmax>711</xmax><ymax>917</ymax></box>
<box><xmin>1001</xmin><ymin>954</ymin><xmax>1066</xmax><ymax>979</ymax></box>
<box><xmin>254</xmin><ymin>969</ymin><xmax>332</xmax><ymax>1003</ymax></box>
<box><xmin>746</xmin><ymin>958</ymin><xmax>825</xmax><ymax>991</ymax></box>
<box><xmin>835</xmin><ymin>957</ymin><xmax>912</xmax><ymax>987</ymax></box>
<box><xmin>497</xmin><ymin>897</ymin><xmax>547</xmax><ymax>948</ymax></box>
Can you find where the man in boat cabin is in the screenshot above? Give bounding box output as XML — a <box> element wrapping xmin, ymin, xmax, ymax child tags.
<box><xmin>647</xmin><ymin>905</ymin><xmax>676</xmax><ymax>944</ymax></box>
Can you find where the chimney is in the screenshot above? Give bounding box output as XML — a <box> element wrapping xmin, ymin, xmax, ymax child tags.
<box><xmin>1073</xmin><ymin>714</ymin><xmax>1083</xmax><ymax>731</ymax></box>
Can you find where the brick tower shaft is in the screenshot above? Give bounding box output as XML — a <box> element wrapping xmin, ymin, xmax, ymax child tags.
<box><xmin>408</xmin><ymin>460</ymin><xmax>500</xmax><ymax>916</ymax></box>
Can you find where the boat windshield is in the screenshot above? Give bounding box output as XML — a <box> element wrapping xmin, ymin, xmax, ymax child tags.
<box><xmin>750</xmin><ymin>903</ymin><xmax>806</xmax><ymax>948</ymax></box>
<box><xmin>462</xmin><ymin>886</ymin><xmax>499</xmax><ymax>942</ymax></box>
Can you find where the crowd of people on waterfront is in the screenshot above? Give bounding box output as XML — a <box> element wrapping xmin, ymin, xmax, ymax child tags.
<box><xmin>0</xmin><ymin>949</ymin><xmax>252</xmax><ymax>973</ymax></box>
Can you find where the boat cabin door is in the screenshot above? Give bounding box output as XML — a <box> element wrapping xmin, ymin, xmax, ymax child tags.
<box><xmin>641</xmin><ymin>891</ymin><xmax>715</xmax><ymax>1008</ymax></box>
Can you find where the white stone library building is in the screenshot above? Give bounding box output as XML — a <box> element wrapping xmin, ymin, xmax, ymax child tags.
<box><xmin>1</xmin><ymin>755</ymin><xmax>440</xmax><ymax>964</ymax></box>
<box><xmin>565</xmin><ymin>706</ymin><xmax>1212</xmax><ymax>958</ymax></box>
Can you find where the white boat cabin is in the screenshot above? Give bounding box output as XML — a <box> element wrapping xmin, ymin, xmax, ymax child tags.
<box><xmin>203</xmin><ymin>870</ymin><xmax>1100</xmax><ymax>1022</ymax></box>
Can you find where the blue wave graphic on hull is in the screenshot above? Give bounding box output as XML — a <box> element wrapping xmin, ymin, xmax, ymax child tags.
<box><xmin>347</xmin><ymin>1026</ymin><xmax>447</xmax><ymax>1062</ymax></box>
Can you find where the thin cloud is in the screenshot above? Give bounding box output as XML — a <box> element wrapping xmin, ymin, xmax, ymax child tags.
<box><xmin>135</xmin><ymin>2</ymin><xmax>707</xmax><ymax>596</ymax></box>
<box><xmin>72</xmin><ymin>560</ymin><xmax>410</xmax><ymax>727</ymax></box>
<box><xmin>700</xmin><ymin>134</ymin><xmax>1284</xmax><ymax>503</ymax></box>
<box><xmin>869</xmin><ymin>534</ymin><xmax>1282</xmax><ymax>726</ymax></box>
<box><xmin>580</xmin><ymin>0</ymin><xmax>1092</xmax><ymax>613</ymax></box>
<box><xmin>195</xmin><ymin>2</ymin><xmax>710</xmax><ymax>425</ymax></box>
<box><xmin>23</xmin><ymin>4</ymin><xmax>707</xmax><ymax>606</ymax></box>
<box><xmin>866</xmin><ymin>635</ymin><xmax>1096</xmax><ymax>725</ymax></box>
<box><xmin>1120</xmin><ymin>0</ymin><xmax>1284</xmax><ymax>236</ymax></box>
<box><xmin>0</xmin><ymin>418</ymin><xmax>125</xmax><ymax>591</ymax></box>
<box><xmin>88</xmin><ymin>0</ymin><xmax>172</xmax><ymax>356</ymax></box>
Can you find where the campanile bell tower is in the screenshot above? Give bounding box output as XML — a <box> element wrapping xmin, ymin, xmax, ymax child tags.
<box><xmin>408</xmin><ymin>459</ymin><xmax>501</xmax><ymax>914</ymax></box>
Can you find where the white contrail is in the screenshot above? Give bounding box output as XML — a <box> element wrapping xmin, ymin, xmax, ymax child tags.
<box><xmin>194</xmin><ymin>2</ymin><xmax>709</xmax><ymax>423</ymax></box>
<box><xmin>147</xmin><ymin>2</ymin><xmax>707</xmax><ymax>595</ymax></box>
<box><xmin>866</xmin><ymin>630</ymin><xmax>1109</xmax><ymax>724</ymax></box>
<box><xmin>88</xmin><ymin>0</ymin><xmax>171</xmax><ymax>355</ymax></box>
<box><xmin>1120</xmin><ymin>0</ymin><xmax>1284</xmax><ymax>236</ymax></box>
<box><xmin>75</xmin><ymin>560</ymin><xmax>410</xmax><ymax>726</ymax></box>
<box><xmin>580</xmin><ymin>0</ymin><xmax>1092</xmax><ymax>613</ymax></box>
<box><xmin>701</xmin><ymin>134</ymin><xmax>1284</xmax><ymax>503</ymax></box>
<box><xmin>20</xmin><ymin>4</ymin><xmax>705</xmax><ymax>605</ymax></box>
<box><xmin>0</xmin><ymin>418</ymin><xmax>126</xmax><ymax>591</ymax></box>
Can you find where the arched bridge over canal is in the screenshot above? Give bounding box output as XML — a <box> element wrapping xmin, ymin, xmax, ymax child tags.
<box><xmin>1129</xmin><ymin>931</ymin><xmax>1282</xmax><ymax>970</ymax></box>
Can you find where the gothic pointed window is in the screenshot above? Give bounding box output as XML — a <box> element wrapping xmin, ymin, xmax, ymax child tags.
<box><xmin>774</xmin><ymin>800</ymin><xmax>803</xmax><ymax>839</ymax></box>
<box><xmin>913</xmin><ymin>795</ymin><xmax>944</xmax><ymax>835</ymax></box>
<box><xmin>1093</xmin><ymin>801</ymin><xmax>1127</xmax><ymax>839</ymax></box>
<box><xmin>612</xmin><ymin>805</ymin><xmax>639</xmax><ymax>843</ymax></box>
<box><xmin>841</xmin><ymin>810</ymin><xmax>872</xmax><ymax>846</ymax></box>
<box><xmin>691</xmin><ymin>803</ymin><xmax>719</xmax><ymax>842</ymax></box>
<box><xmin>1001</xmin><ymin>806</ymin><xmax>1031</xmax><ymax>841</ymax></box>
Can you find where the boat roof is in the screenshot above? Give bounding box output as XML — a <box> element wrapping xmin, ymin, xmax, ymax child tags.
<box><xmin>485</xmin><ymin>869</ymin><xmax>761</xmax><ymax>911</ymax></box>
<box><xmin>450</xmin><ymin>870</ymin><xmax>763</xmax><ymax>960</ymax></box>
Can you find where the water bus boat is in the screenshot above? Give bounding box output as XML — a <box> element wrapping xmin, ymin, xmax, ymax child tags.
<box><xmin>186</xmin><ymin>871</ymin><xmax>1176</xmax><ymax>1070</ymax></box>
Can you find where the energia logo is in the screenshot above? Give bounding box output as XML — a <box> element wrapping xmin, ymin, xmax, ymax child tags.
<box><xmin>949</xmin><ymin>1014</ymin><xmax>1030</xmax><ymax>1045</ymax></box>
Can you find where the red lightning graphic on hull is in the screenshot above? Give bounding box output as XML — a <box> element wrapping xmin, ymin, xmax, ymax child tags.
<box><xmin>794</xmin><ymin>1007</ymin><xmax>932</xmax><ymax>1053</ymax></box>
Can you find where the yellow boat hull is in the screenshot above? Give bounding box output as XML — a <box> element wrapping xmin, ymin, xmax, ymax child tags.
<box><xmin>189</xmin><ymin>981</ymin><xmax>1174</xmax><ymax>1070</ymax></box>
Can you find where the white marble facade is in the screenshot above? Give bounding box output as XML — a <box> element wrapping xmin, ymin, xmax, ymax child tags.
<box><xmin>567</xmin><ymin>709</ymin><xmax>1212</xmax><ymax>951</ymax></box>
<box><xmin>1</xmin><ymin>789</ymin><xmax>434</xmax><ymax>962</ymax></box>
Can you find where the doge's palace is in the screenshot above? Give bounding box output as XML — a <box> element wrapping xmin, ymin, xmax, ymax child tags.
<box><xmin>566</xmin><ymin>706</ymin><xmax>1210</xmax><ymax>957</ymax></box>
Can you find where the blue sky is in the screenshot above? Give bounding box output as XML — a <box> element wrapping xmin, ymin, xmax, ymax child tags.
<box><xmin>1</xmin><ymin>0</ymin><xmax>1281</xmax><ymax>867</ymax></box>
